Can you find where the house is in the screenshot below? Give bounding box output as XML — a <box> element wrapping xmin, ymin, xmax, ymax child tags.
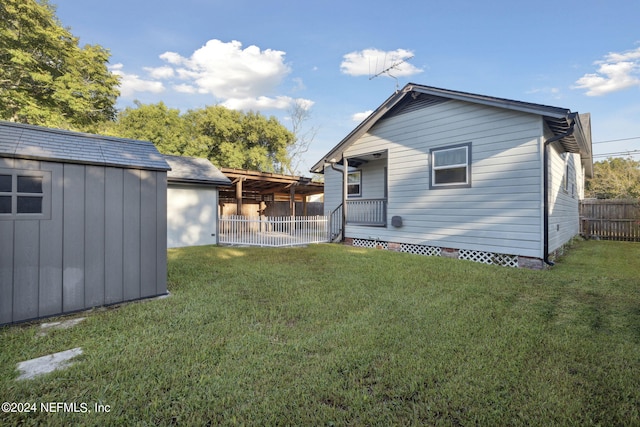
<box><xmin>311</xmin><ymin>84</ymin><xmax>593</xmax><ymax>268</ymax></box>
<box><xmin>0</xmin><ymin>121</ymin><xmax>170</xmax><ymax>325</ymax></box>
<box><xmin>165</xmin><ymin>155</ymin><xmax>231</xmax><ymax>248</ymax></box>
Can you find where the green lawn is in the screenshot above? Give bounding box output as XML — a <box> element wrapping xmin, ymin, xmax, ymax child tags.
<box><xmin>1</xmin><ymin>240</ymin><xmax>639</xmax><ymax>425</ymax></box>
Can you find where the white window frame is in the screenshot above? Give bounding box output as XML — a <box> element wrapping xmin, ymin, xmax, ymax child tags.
<box><xmin>0</xmin><ymin>168</ymin><xmax>51</xmax><ymax>220</ymax></box>
<box><xmin>347</xmin><ymin>170</ymin><xmax>362</xmax><ymax>197</ymax></box>
<box><xmin>430</xmin><ymin>142</ymin><xmax>472</xmax><ymax>189</ymax></box>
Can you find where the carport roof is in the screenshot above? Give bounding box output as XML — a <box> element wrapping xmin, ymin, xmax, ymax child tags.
<box><xmin>0</xmin><ymin>121</ymin><xmax>170</xmax><ymax>171</ymax></box>
<box><xmin>219</xmin><ymin>167</ymin><xmax>324</xmax><ymax>198</ymax></box>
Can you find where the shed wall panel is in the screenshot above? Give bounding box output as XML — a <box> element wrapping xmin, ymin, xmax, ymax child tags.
<box><xmin>38</xmin><ymin>162</ymin><xmax>63</xmax><ymax>317</ymax></box>
<box><xmin>104</xmin><ymin>168</ymin><xmax>124</xmax><ymax>304</ymax></box>
<box><xmin>123</xmin><ymin>169</ymin><xmax>141</xmax><ymax>301</ymax></box>
<box><xmin>62</xmin><ymin>164</ymin><xmax>85</xmax><ymax>312</ymax></box>
<box><xmin>13</xmin><ymin>221</ymin><xmax>39</xmax><ymax>322</ymax></box>
<box><xmin>156</xmin><ymin>173</ymin><xmax>168</xmax><ymax>295</ymax></box>
<box><xmin>84</xmin><ymin>166</ymin><xmax>106</xmax><ymax>307</ymax></box>
<box><xmin>140</xmin><ymin>170</ymin><xmax>157</xmax><ymax>298</ymax></box>
<box><xmin>0</xmin><ymin>222</ymin><xmax>13</xmax><ymax>324</ymax></box>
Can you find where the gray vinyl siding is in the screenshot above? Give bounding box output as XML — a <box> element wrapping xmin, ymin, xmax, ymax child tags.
<box><xmin>323</xmin><ymin>166</ymin><xmax>343</xmax><ymax>217</ymax></box>
<box><xmin>329</xmin><ymin>99</ymin><xmax>546</xmax><ymax>258</ymax></box>
<box><xmin>0</xmin><ymin>157</ymin><xmax>168</xmax><ymax>325</ymax></box>
<box><xmin>547</xmin><ymin>140</ymin><xmax>581</xmax><ymax>253</ymax></box>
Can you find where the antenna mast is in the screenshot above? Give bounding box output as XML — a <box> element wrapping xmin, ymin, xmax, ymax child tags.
<box><xmin>369</xmin><ymin>55</ymin><xmax>414</xmax><ymax>92</ymax></box>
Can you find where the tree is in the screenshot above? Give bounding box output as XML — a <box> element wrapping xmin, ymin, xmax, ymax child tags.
<box><xmin>109</xmin><ymin>102</ymin><xmax>189</xmax><ymax>154</ymax></box>
<box><xmin>285</xmin><ymin>99</ymin><xmax>318</xmax><ymax>175</ymax></box>
<box><xmin>183</xmin><ymin>106</ymin><xmax>294</xmax><ymax>172</ymax></box>
<box><xmin>109</xmin><ymin>103</ymin><xmax>294</xmax><ymax>172</ymax></box>
<box><xmin>586</xmin><ymin>157</ymin><xmax>640</xmax><ymax>199</ymax></box>
<box><xmin>0</xmin><ymin>0</ymin><xmax>119</xmax><ymax>129</ymax></box>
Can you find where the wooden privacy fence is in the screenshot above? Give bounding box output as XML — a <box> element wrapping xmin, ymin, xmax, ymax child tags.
<box><xmin>219</xmin><ymin>215</ymin><xmax>329</xmax><ymax>247</ymax></box>
<box><xmin>580</xmin><ymin>199</ymin><xmax>640</xmax><ymax>242</ymax></box>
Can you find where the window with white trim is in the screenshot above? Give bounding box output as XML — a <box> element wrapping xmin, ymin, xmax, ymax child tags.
<box><xmin>347</xmin><ymin>170</ymin><xmax>361</xmax><ymax>197</ymax></box>
<box><xmin>0</xmin><ymin>169</ymin><xmax>51</xmax><ymax>219</ymax></box>
<box><xmin>430</xmin><ymin>143</ymin><xmax>471</xmax><ymax>188</ymax></box>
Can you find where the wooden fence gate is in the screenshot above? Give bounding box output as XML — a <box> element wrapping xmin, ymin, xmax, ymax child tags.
<box><xmin>580</xmin><ymin>199</ymin><xmax>640</xmax><ymax>242</ymax></box>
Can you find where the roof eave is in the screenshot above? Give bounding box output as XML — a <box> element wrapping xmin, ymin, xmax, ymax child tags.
<box><xmin>310</xmin><ymin>89</ymin><xmax>409</xmax><ymax>173</ymax></box>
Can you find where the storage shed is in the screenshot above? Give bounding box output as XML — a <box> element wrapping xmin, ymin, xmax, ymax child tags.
<box><xmin>165</xmin><ymin>155</ymin><xmax>231</xmax><ymax>248</ymax></box>
<box><xmin>0</xmin><ymin>121</ymin><xmax>170</xmax><ymax>325</ymax></box>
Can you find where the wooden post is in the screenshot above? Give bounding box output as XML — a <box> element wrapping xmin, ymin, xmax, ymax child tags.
<box><xmin>235</xmin><ymin>178</ymin><xmax>243</xmax><ymax>215</ymax></box>
<box><xmin>289</xmin><ymin>184</ymin><xmax>296</xmax><ymax>217</ymax></box>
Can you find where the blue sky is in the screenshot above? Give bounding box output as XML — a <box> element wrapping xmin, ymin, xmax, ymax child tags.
<box><xmin>54</xmin><ymin>0</ymin><xmax>640</xmax><ymax>175</ymax></box>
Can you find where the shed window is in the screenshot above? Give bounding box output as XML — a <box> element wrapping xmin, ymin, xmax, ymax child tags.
<box><xmin>430</xmin><ymin>143</ymin><xmax>471</xmax><ymax>189</ymax></box>
<box><xmin>0</xmin><ymin>169</ymin><xmax>50</xmax><ymax>219</ymax></box>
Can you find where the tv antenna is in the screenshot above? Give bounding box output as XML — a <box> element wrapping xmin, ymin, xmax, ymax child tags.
<box><xmin>369</xmin><ymin>55</ymin><xmax>414</xmax><ymax>92</ymax></box>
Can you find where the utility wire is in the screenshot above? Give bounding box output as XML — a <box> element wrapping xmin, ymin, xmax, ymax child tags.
<box><xmin>593</xmin><ymin>136</ymin><xmax>640</xmax><ymax>145</ymax></box>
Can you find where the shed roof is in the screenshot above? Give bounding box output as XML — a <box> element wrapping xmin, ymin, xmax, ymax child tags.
<box><xmin>311</xmin><ymin>83</ymin><xmax>593</xmax><ymax>176</ymax></box>
<box><xmin>164</xmin><ymin>155</ymin><xmax>231</xmax><ymax>186</ymax></box>
<box><xmin>0</xmin><ymin>121</ymin><xmax>170</xmax><ymax>171</ymax></box>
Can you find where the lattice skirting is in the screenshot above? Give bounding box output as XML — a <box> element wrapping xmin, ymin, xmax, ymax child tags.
<box><xmin>347</xmin><ymin>238</ymin><xmax>522</xmax><ymax>268</ymax></box>
<box><xmin>352</xmin><ymin>238</ymin><xmax>388</xmax><ymax>249</ymax></box>
<box><xmin>458</xmin><ymin>249</ymin><xmax>519</xmax><ymax>268</ymax></box>
<box><xmin>400</xmin><ymin>243</ymin><xmax>441</xmax><ymax>257</ymax></box>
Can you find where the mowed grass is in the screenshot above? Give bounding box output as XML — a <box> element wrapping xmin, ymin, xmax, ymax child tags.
<box><xmin>1</xmin><ymin>240</ymin><xmax>639</xmax><ymax>425</ymax></box>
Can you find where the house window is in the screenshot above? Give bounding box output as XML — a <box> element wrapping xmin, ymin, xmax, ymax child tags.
<box><xmin>347</xmin><ymin>170</ymin><xmax>361</xmax><ymax>197</ymax></box>
<box><xmin>430</xmin><ymin>143</ymin><xmax>471</xmax><ymax>188</ymax></box>
<box><xmin>0</xmin><ymin>169</ymin><xmax>50</xmax><ymax>219</ymax></box>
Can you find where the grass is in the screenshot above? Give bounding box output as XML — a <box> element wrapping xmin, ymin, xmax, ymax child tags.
<box><xmin>1</xmin><ymin>239</ymin><xmax>639</xmax><ymax>425</ymax></box>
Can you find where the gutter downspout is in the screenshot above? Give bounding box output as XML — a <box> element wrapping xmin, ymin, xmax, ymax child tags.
<box><xmin>329</xmin><ymin>157</ymin><xmax>347</xmax><ymax>242</ymax></box>
<box><xmin>543</xmin><ymin>116</ymin><xmax>576</xmax><ymax>266</ymax></box>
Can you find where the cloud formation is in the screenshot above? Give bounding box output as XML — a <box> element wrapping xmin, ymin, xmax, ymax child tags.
<box><xmin>573</xmin><ymin>46</ymin><xmax>640</xmax><ymax>96</ymax></box>
<box><xmin>110</xmin><ymin>64</ymin><xmax>165</xmax><ymax>97</ymax></box>
<box><xmin>341</xmin><ymin>48</ymin><xmax>423</xmax><ymax>78</ymax></box>
<box><xmin>352</xmin><ymin>110</ymin><xmax>373</xmax><ymax>122</ymax></box>
<box><xmin>113</xmin><ymin>39</ymin><xmax>312</xmax><ymax>111</ymax></box>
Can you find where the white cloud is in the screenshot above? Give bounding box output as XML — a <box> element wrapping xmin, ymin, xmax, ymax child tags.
<box><xmin>573</xmin><ymin>46</ymin><xmax>640</xmax><ymax>96</ymax></box>
<box><xmin>111</xmin><ymin>39</ymin><xmax>304</xmax><ymax>111</ymax></box>
<box><xmin>341</xmin><ymin>48</ymin><xmax>422</xmax><ymax>77</ymax></box>
<box><xmin>352</xmin><ymin>110</ymin><xmax>373</xmax><ymax>122</ymax></box>
<box><xmin>173</xmin><ymin>84</ymin><xmax>197</xmax><ymax>94</ymax></box>
<box><xmin>144</xmin><ymin>66</ymin><xmax>174</xmax><ymax>79</ymax></box>
<box><xmin>222</xmin><ymin>96</ymin><xmax>312</xmax><ymax>111</ymax></box>
<box><xmin>160</xmin><ymin>39</ymin><xmax>291</xmax><ymax>101</ymax></box>
<box><xmin>110</xmin><ymin>63</ymin><xmax>165</xmax><ymax>97</ymax></box>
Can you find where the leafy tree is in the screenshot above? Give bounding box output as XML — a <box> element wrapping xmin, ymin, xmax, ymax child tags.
<box><xmin>0</xmin><ymin>0</ymin><xmax>119</xmax><ymax>129</ymax></box>
<box><xmin>183</xmin><ymin>106</ymin><xmax>293</xmax><ymax>172</ymax></box>
<box><xmin>109</xmin><ymin>102</ymin><xmax>189</xmax><ymax>154</ymax></box>
<box><xmin>586</xmin><ymin>157</ymin><xmax>640</xmax><ymax>199</ymax></box>
<box><xmin>109</xmin><ymin>103</ymin><xmax>294</xmax><ymax>172</ymax></box>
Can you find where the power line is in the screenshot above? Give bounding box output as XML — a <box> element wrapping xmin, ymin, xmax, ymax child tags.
<box><xmin>592</xmin><ymin>149</ymin><xmax>640</xmax><ymax>158</ymax></box>
<box><xmin>593</xmin><ymin>136</ymin><xmax>640</xmax><ymax>145</ymax></box>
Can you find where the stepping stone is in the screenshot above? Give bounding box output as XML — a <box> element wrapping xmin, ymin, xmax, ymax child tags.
<box><xmin>37</xmin><ymin>317</ymin><xmax>86</xmax><ymax>337</ymax></box>
<box><xmin>16</xmin><ymin>348</ymin><xmax>83</xmax><ymax>380</ymax></box>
